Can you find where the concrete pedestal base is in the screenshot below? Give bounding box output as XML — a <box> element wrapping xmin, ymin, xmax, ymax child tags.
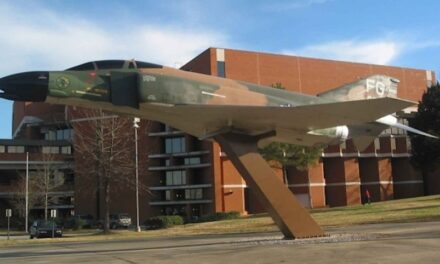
<box><xmin>215</xmin><ymin>133</ymin><xmax>324</xmax><ymax>239</ymax></box>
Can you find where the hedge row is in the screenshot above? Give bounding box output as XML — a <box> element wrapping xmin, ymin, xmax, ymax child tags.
<box><xmin>144</xmin><ymin>211</ymin><xmax>241</xmax><ymax>229</ymax></box>
<box><xmin>197</xmin><ymin>211</ymin><xmax>240</xmax><ymax>222</ymax></box>
<box><xmin>145</xmin><ymin>215</ymin><xmax>184</xmax><ymax>229</ymax></box>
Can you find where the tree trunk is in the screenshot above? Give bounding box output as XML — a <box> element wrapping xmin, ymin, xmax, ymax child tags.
<box><xmin>45</xmin><ymin>169</ymin><xmax>48</xmax><ymax>221</ymax></box>
<box><xmin>103</xmin><ymin>181</ymin><xmax>110</xmax><ymax>234</ymax></box>
<box><xmin>45</xmin><ymin>192</ymin><xmax>48</xmax><ymax>221</ymax></box>
<box><xmin>96</xmin><ymin>162</ymin><xmax>101</xmax><ymax>221</ymax></box>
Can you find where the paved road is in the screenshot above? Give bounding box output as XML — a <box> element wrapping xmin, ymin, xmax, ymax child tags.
<box><xmin>1</xmin><ymin>221</ymin><xmax>439</xmax><ymax>263</ymax></box>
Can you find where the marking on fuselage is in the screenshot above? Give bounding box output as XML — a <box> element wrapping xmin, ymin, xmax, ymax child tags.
<box><xmin>366</xmin><ymin>78</ymin><xmax>391</xmax><ymax>97</ymax></box>
<box><xmin>201</xmin><ymin>91</ymin><xmax>226</xmax><ymax>98</ymax></box>
<box><xmin>93</xmin><ymin>88</ymin><xmax>108</xmax><ymax>94</ymax></box>
<box><xmin>84</xmin><ymin>86</ymin><xmax>107</xmax><ymax>94</ymax></box>
<box><xmin>56</xmin><ymin>76</ymin><xmax>70</xmax><ymax>89</ymax></box>
<box><xmin>74</xmin><ymin>90</ymin><xmax>102</xmax><ymax>97</ymax></box>
<box><xmin>143</xmin><ymin>75</ymin><xmax>156</xmax><ymax>82</ymax></box>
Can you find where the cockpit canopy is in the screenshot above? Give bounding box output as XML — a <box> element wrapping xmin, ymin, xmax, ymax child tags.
<box><xmin>65</xmin><ymin>60</ymin><xmax>163</xmax><ymax>71</ymax></box>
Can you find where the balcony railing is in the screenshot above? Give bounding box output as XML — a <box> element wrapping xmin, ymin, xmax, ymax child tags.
<box><xmin>148</xmin><ymin>150</ymin><xmax>210</xmax><ymax>159</ymax></box>
<box><xmin>149</xmin><ymin>184</ymin><xmax>212</xmax><ymax>191</ymax></box>
<box><xmin>148</xmin><ymin>163</ymin><xmax>211</xmax><ymax>171</ymax></box>
<box><xmin>149</xmin><ymin>199</ymin><xmax>212</xmax><ymax>206</ymax></box>
<box><xmin>148</xmin><ymin>130</ymin><xmax>185</xmax><ymax>137</ymax></box>
<box><xmin>32</xmin><ymin>204</ymin><xmax>74</xmax><ymax>209</ymax></box>
<box><xmin>0</xmin><ymin>190</ymin><xmax>74</xmax><ymax>198</ymax></box>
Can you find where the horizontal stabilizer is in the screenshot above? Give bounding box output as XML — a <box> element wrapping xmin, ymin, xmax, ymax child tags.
<box><xmin>392</xmin><ymin>122</ymin><xmax>437</xmax><ymax>138</ymax></box>
<box><xmin>350</xmin><ymin>115</ymin><xmax>437</xmax><ymax>152</ymax></box>
<box><xmin>376</xmin><ymin>115</ymin><xmax>438</xmax><ymax>139</ymax></box>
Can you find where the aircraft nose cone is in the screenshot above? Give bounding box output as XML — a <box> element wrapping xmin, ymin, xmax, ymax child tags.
<box><xmin>0</xmin><ymin>71</ymin><xmax>49</xmax><ymax>102</ymax></box>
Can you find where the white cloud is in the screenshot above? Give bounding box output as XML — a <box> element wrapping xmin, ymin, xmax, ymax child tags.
<box><xmin>283</xmin><ymin>40</ymin><xmax>401</xmax><ymax>65</ymax></box>
<box><xmin>0</xmin><ymin>3</ymin><xmax>227</xmax><ymax>75</ymax></box>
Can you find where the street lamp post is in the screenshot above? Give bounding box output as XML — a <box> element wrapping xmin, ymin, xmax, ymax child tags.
<box><xmin>133</xmin><ymin>117</ymin><xmax>141</xmax><ymax>232</ymax></box>
<box><xmin>25</xmin><ymin>152</ymin><xmax>29</xmax><ymax>233</ymax></box>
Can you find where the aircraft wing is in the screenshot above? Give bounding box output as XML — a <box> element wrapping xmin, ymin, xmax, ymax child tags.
<box><xmin>150</xmin><ymin>97</ymin><xmax>415</xmax><ymax>143</ymax></box>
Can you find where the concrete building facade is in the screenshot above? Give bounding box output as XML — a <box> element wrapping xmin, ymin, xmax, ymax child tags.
<box><xmin>0</xmin><ymin>48</ymin><xmax>436</xmax><ymax>225</ymax></box>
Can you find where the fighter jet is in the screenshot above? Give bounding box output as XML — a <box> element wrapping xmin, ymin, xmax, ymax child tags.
<box><xmin>0</xmin><ymin>59</ymin><xmax>436</xmax><ymax>239</ymax></box>
<box><xmin>0</xmin><ymin>59</ymin><xmax>434</xmax><ymax>150</ymax></box>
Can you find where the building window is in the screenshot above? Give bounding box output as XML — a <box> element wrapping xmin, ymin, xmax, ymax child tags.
<box><xmin>45</xmin><ymin>131</ymin><xmax>56</xmax><ymax>140</ymax></box>
<box><xmin>217</xmin><ymin>61</ymin><xmax>226</xmax><ymax>77</ymax></box>
<box><xmin>57</xmin><ymin>130</ymin><xmax>63</xmax><ymax>140</ymax></box>
<box><xmin>165</xmin><ymin>137</ymin><xmax>186</xmax><ymax>153</ymax></box>
<box><xmin>0</xmin><ymin>145</ymin><xmax>5</xmax><ymax>153</ymax></box>
<box><xmin>165</xmin><ymin>190</ymin><xmax>171</xmax><ymax>201</ymax></box>
<box><xmin>52</xmin><ymin>147</ymin><xmax>60</xmax><ymax>154</ymax></box>
<box><xmin>185</xmin><ymin>189</ymin><xmax>203</xmax><ymax>200</ymax></box>
<box><xmin>184</xmin><ymin>157</ymin><xmax>201</xmax><ymax>165</ymax></box>
<box><xmin>62</xmin><ymin>129</ymin><xmax>73</xmax><ymax>140</ymax></box>
<box><xmin>46</xmin><ymin>129</ymin><xmax>73</xmax><ymax>141</ymax></box>
<box><xmin>61</xmin><ymin>146</ymin><xmax>72</xmax><ymax>155</ymax></box>
<box><xmin>42</xmin><ymin>146</ymin><xmax>60</xmax><ymax>154</ymax></box>
<box><xmin>58</xmin><ymin>129</ymin><xmax>73</xmax><ymax>140</ymax></box>
<box><xmin>165</xmin><ymin>170</ymin><xmax>186</xmax><ymax>186</ymax></box>
<box><xmin>7</xmin><ymin>146</ymin><xmax>25</xmax><ymax>153</ymax></box>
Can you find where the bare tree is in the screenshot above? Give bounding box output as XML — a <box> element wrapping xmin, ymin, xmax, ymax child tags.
<box><xmin>72</xmin><ymin>108</ymin><xmax>150</xmax><ymax>233</ymax></box>
<box><xmin>9</xmin><ymin>171</ymin><xmax>42</xmax><ymax>227</ymax></box>
<box><xmin>34</xmin><ymin>154</ymin><xmax>65</xmax><ymax>220</ymax></box>
<box><xmin>9</xmin><ymin>155</ymin><xmax>65</xmax><ymax>222</ymax></box>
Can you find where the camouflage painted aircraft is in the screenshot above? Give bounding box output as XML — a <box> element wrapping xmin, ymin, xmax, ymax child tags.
<box><xmin>0</xmin><ymin>59</ymin><xmax>435</xmax><ymax>239</ymax></box>
<box><xmin>0</xmin><ymin>59</ymin><xmax>434</xmax><ymax>150</ymax></box>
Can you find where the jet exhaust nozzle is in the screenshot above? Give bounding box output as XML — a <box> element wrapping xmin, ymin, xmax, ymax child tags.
<box><xmin>0</xmin><ymin>71</ymin><xmax>49</xmax><ymax>102</ymax></box>
<box><xmin>308</xmin><ymin>125</ymin><xmax>349</xmax><ymax>141</ymax></box>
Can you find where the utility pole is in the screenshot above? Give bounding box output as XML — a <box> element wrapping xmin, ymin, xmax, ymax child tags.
<box><xmin>134</xmin><ymin>117</ymin><xmax>141</xmax><ymax>232</ymax></box>
<box><xmin>25</xmin><ymin>152</ymin><xmax>29</xmax><ymax>233</ymax></box>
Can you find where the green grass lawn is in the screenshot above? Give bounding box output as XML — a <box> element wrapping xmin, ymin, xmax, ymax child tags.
<box><xmin>1</xmin><ymin>195</ymin><xmax>439</xmax><ymax>246</ymax></box>
<box><xmin>311</xmin><ymin>194</ymin><xmax>440</xmax><ymax>226</ymax></box>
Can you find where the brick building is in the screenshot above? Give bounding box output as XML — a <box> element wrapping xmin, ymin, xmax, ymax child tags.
<box><xmin>0</xmin><ymin>48</ymin><xmax>436</xmax><ymax>224</ymax></box>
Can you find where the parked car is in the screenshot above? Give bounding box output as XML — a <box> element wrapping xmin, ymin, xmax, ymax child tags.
<box><xmin>29</xmin><ymin>220</ymin><xmax>63</xmax><ymax>239</ymax></box>
<box><xmin>110</xmin><ymin>214</ymin><xmax>131</xmax><ymax>229</ymax></box>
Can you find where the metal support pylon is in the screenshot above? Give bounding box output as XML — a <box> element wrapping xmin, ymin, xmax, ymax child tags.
<box><xmin>215</xmin><ymin>133</ymin><xmax>324</xmax><ymax>239</ymax></box>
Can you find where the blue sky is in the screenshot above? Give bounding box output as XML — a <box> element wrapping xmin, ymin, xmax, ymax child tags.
<box><xmin>1</xmin><ymin>0</ymin><xmax>440</xmax><ymax>138</ymax></box>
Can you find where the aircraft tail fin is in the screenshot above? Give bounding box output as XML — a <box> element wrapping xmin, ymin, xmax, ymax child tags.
<box><xmin>317</xmin><ymin>75</ymin><xmax>399</xmax><ymax>101</ymax></box>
